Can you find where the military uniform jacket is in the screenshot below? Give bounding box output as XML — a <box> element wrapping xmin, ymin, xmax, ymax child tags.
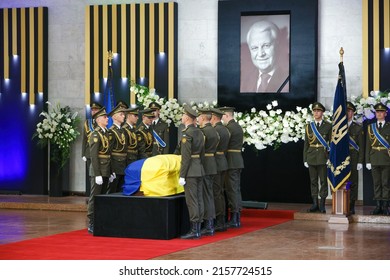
<box><xmin>122</xmin><ymin>122</ymin><xmax>139</xmax><ymax>164</ymax></box>
<box><xmin>136</xmin><ymin>122</ymin><xmax>154</xmax><ymax>158</ymax></box>
<box><xmin>365</xmin><ymin>121</ymin><xmax>390</xmax><ymax>166</ymax></box>
<box><xmin>82</xmin><ymin>118</ymin><xmax>96</xmax><ymax>159</ymax></box>
<box><xmin>89</xmin><ymin>126</ymin><xmax>111</xmax><ymax>177</ymax></box>
<box><xmin>108</xmin><ymin>124</ymin><xmax>127</xmax><ymax>175</ymax></box>
<box><xmin>303</xmin><ymin>121</ymin><xmax>332</xmax><ymax>165</ymax></box>
<box><xmin>200</xmin><ymin>123</ymin><xmax>218</xmax><ymax>176</ymax></box>
<box><xmin>348</xmin><ymin>121</ymin><xmax>364</xmax><ymax>164</ymax></box>
<box><xmin>152</xmin><ymin>118</ymin><xmax>170</xmax><ymax>155</ymax></box>
<box><xmin>225</xmin><ymin>119</ymin><xmax>244</xmax><ymax>169</ymax></box>
<box><xmin>180</xmin><ymin>124</ymin><xmax>205</xmax><ymax>178</ymax></box>
<box><xmin>214</xmin><ymin>121</ymin><xmax>230</xmax><ymax>172</ymax></box>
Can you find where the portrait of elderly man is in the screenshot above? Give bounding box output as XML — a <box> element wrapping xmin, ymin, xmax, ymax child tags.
<box><xmin>240</xmin><ymin>16</ymin><xmax>290</xmax><ymax>93</ymax></box>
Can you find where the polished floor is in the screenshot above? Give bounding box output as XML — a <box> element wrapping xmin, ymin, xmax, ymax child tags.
<box><xmin>0</xmin><ymin>195</ymin><xmax>390</xmax><ymax>260</ymax></box>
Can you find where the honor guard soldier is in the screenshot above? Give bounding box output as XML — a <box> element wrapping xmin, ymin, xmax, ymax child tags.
<box><xmin>198</xmin><ymin>108</ymin><xmax>219</xmax><ymax>236</ymax></box>
<box><xmin>219</xmin><ymin>106</ymin><xmax>244</xmax><ymax>228</ymax></box>
<box><xmin>123</xmin><ymin>107</ymin><xmax>140</xmax><ymax>165</ymax></box>
<box><xmin>365</xmin><ymin>102</ymin><xmax>390</xmax><ymax>215</ymax></box>
<box><xmin>347</xmin><ymin>101</ymin><xmax>364</xmax><ymax>214</ymax></box>
<box><xmin>107</xmin><ymin>104</ymin><xmax>128</xmax><ymax>193</ymax></box>
<box><xmin>210</xmin><ymin>107</ymin><xmax>230</xmax><ymax>231</ymax></box>
<box><xmin>180</xmin><ymin>104</ymin><xmax>205</xmax><ymax>239</ymax></box>
<box><xmin>149</xmin><ymin>101</ymin><xmax>170</xmax><ymax>155</ymax></box>
<box><xmin>82</xmin><ymin>102</ymin><xmax>102</xmax><ymax>196</ymax></box>
<box><xmin>87</xmin><ymin>107</ymin><xmax>111</xmax><ymax>234</ymax></box>
<box><xmin>303</xmin><ymin>102</ymin><xmax>332</xmax><ymax>213</ymax></box>
<box><xmin>136</xmin><ymin>108</ymin><xmax>155</xmax><ymax>158</ymax></box>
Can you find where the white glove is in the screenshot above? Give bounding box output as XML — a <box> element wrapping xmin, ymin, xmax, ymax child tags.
<box><xmin>366</xmin><ymin>163</ymin><xmax>372</xmax><ymax>170</ymax></box>
<box><xmin>95</xmin><ymin>176</ymin><xmax>103</xmax><ymax>185</ymax></box>
<box><xmin>82</xmin><ymin>156</ymin><xmax>87</xmax><ymax>162</ymax></box>
<box><xmin>304</xmin><ymin>162</ymin><xmax>309</xmax><ymax>168</ymax></box>
<box><xmin>357</xmin><ymin>163</ymin><xmax>363</xmax><ymax>171</ymax></box>
<box><xmin>326</xmin><ymin>159</ymin><xmax>330</xmax><ymax>166</ymax></box>
<box><xmin>179</xmin><ymin>177</ymin><xmax>186</xmax><ymax>186</ymax></box>
<box><xmin>108</xmin><ymin>173</ymin><xmax>116</xmax><ymax>183</ymax></box>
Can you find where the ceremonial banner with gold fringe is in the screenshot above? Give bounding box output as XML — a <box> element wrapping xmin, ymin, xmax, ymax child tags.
<box><xmin>327</xmin><ymin>62</ymin><xmax>351</xmax><ymax>192</ymax></box>
<box><xmin>123</xmin><ymin>155</ymin><xmax>184</xmax><ymax>196</ymax></box>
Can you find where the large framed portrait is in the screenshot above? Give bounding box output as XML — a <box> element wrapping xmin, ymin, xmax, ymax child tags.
<box><xmin>218</xmin><ymin>0</ymin><xmax>318</xmax><ymax>112</ymax></box>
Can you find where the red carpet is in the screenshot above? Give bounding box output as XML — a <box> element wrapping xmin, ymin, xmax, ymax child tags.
<box><xmin>0</xmin><ymin>209</ymin><xmax>294</xmax><ymax>260</ymax></box>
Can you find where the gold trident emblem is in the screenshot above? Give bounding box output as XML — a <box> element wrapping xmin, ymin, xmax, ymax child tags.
<box><xmin>107</xmin><ymin>50</ymin><xmax>113</xmax><ymax>66</ymax></box>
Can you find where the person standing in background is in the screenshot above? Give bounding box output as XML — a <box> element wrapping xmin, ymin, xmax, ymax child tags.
<box><xmin>303</xmin><ymin>102</ymin><xmax>332</xmax><ymax>214</ymax></box>
<box><xmin>346</xmin><ymin>101</ymin><xmax>364</xmax><ymax>214</ymax></box>
<box><xmin>149</xmin><ymin>101</ymin><xmax>170</xmax><ymax>155</ymax></box>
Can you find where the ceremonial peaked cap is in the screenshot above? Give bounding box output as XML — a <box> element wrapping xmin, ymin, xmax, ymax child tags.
<box><xmin>125</xmin><ymin>106</ymin><xmax>139</xmax><ymax>115</ymax></box>
<box><xmin>90</xmin><ymin>102</ymin><xmax>103</xmax><ymax>110</ymax></box>
<box><xmin>218</xmin><ymin>106</ymin><xmax>235</xmax><ymax>113</ymax></box>
<box><xmin>183</xmin><ymin>104</ymin><xmax>198</xmax><ymax>119</ymax></box>
<box><xmin>197</xmin><ymin>107</ymin><xmax>212</xmax><ymax>116</ymax></box>
<box><xmin>108</xmin><ymin>104</ymin><xmax>127</xmax><ymax>117</ymax></box>
<box><xmin>140</xmin><ymin>108</ymin><xmax>155</xmax><ymax>117</ymax></box>
<box><xmin>149</xmin><ymin>101</ymin><xmax>162</xmax><ymax>110</ymax></box>
<box><xmin>312</xmin><ymin>102</ymin><xmax>325</xmax><ymax>112</ymax></box>
<box><xmin>374</xmin><ymin>102</ymin><xmax>388</xmax><ymax>111</ymax></box>
<box><xmin>346</xmin><ymin>101</ymin><xmax>356</xmax><ymax>112</ymax></box>
<box><xmin>117</xmin><ymin>100</ymin><xmax>129</xmax><ymax>109</ymax></box>
<box><xmin>93</xmin><ymin>107</ymin><xmax>107</xmax><ymax>119</ymax></box>
<box><xmin>210</xmin><ymin>107</ymin><xmax>225</xmax><ymax>118</ymax></box>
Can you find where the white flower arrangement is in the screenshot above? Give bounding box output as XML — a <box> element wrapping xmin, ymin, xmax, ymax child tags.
<box><xmin>33</xmin><ymin>102</ymin><xmax>81</xmax><ymax>167</ymax></box>
<box><xmin>131</xmin><ymin>82</ymin><xmax>390</xmax><ymax>151</ymax></box>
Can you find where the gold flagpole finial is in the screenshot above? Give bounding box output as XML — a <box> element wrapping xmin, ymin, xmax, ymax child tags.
<box><xmin>339</xmin><ymin>47</ymin><xmax>344</xmax><ymax>62</ymax></box>
<box><xmin>107</xmin><ymin>50</ymin><xmax>113</xmax><ymax>66</ymax></box>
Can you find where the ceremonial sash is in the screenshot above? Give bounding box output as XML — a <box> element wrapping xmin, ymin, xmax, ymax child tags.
<box><xmin>349</xmin><ymin>136</ymin><xmax>359</xmax><ymax>151</ymax></box>
<box><xmin>310</xmin><ymin>122</ymin><xmax>329</xmax><ymax>151</ymax></box>
<box><xmin>371</xmin><ymin>123</ymin><xmax>390</xmax><ymax>149</ymax></box>
<box><xmin>152</xmin><ymin>129</ymin><xmax>166</xmax><ymax>148</ymax></box>
<box><xmin>88</xmin><ymin>118</ymin><xmax>94</xmax><ymax>131</ymax></box>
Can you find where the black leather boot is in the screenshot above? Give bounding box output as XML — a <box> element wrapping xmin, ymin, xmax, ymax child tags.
<box><xmin>349</xmin><ymin>200</ymin><xmax>356</xmax><ymax>215</ymax></box>
<box><xmin>307</xmin><ymin>197</ymin><xmax>319</xmax><ymax>213</ymax></box>
<box><xmin>181</xmin><ymin>222</ymin><xmax>201</xmax><ymax>239</ymax></box>
<box><xmin>227</xmin><ymin>212</ymin><xmax>240</xmax><ymax>228</ymax></box>
<box><xmin>319</xmin><ymin>197</ymin><xmax>326</xmax><ymax>213</ymax></box>
<box><xmin>371</xmin><ymin>200</ymin><xmax>382</xmax><ymax>215</ymax></box>
<box><xmin>214</xmin><ymin>215</ymin><xmax>227</xmax><ymax>232</ymax></box>
<box><xmin>201</xmin><ymin>218</ymin><xmax>215</xmax><ymax>236</ymax></box>
<box><xmin>382</xmin><ymin>201</ymin><xmax>389</xmax><ymax>215</ymax></box>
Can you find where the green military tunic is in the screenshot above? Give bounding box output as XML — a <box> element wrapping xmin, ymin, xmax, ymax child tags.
<box><xmin>348</xmin><ymin>121</ymin><xmax>364</xmax><ymax>201</ymax></box>
<box><xmin>107</xmin><ymin>124</ymin><xmax>127</xmax><ymax>193</ymax></box>
<box><xmin>136</xmin><ymin>122</ymin><xmax>154</xmax><ymax>158</ymax></box>
<box><xmin>122</xmin><ymin>122</ymin><xmax>139</xmax><ymax>165</ymax></box>
<box><xmin>303</xmin><ymin>120</ymin><xmax>332</xmax><ymax>198</ymax></box>
<box><xmin>152</xmin><ymin>118</ymin><xmax>170</xmax><ymax>155</ymax></box>
<box><xmin>180</xmin><ymin>124</ymin><xmax>205</xmax><ymax>223</ymax></box>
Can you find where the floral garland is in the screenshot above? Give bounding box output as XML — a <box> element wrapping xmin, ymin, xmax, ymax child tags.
<box><xmin>33</xmin><ymin>102</ymin><xmax>81</xmax><ymax>168</ymax></box>
<box><xmin>130</xmin><ymin>83</ymin><xmax>389</xmax><ymax>150</ymax></box>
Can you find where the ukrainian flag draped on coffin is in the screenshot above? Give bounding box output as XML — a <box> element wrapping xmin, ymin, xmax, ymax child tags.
<box><xmin>123</xmin><ymin>155</ymin><xmax>184</xmax><ymax>196</ymax></box>
<box><xmin>327</xmin><ymin>62</ymin><xmax>351</xmax><ymax>191</ymax></box>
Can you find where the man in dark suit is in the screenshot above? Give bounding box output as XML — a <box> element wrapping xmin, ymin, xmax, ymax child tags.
<box><xmin>303</xmin><ymin>102</ymin><xmax>332</xmax><ymax>213</ymax></box>
<box><xmin>179</xmin><ymin>104</ymin><xmax>205</xmax><ymax>239</ymax></box>
<box><xmin>240</xmin><ymin>20</ymin><xmax>289</xmax><ymax>93</ymax></box>
<box><xmin>149</xmin><ymin>101</ymin><xmax>170</xmax><ymax>155</ymax></box>
<box><xmin>219</xmin><ymin>106</ymin><xmax>244</xmax><ymax>228</ymax></box>
<box><xmin>346</xmin><ymin>101</ymin><xmax>364</xmax><ymax>214</ymax></box>
<box><xmin>365</xmin><ymin>102</ymin><xmax>390</xmax><ymax>215</ymax></box>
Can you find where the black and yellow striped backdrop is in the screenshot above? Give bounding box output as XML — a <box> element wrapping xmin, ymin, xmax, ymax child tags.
<box><xmin>363</xmin><ymin>0</ymin><xmax>390</xmax><ymax>97</ymax></box>
<box><xmin>85</xmin><ymin>2</ymin><xmax>178</xmax><ymax>106</ymax></box>
<box><xmin>0</xmin><ymin>7</ymin><xmax>48</xmax><ymax>105</ymax></box>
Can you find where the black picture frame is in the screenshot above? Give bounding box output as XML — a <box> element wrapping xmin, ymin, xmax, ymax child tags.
<box><xmin>218</xmin><ymin>0</ymin><xmax>318</xmax><ymax>112</ymax></box>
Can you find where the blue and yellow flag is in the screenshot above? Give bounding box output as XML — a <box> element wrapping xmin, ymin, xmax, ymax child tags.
<box><xmin>103</xmin><ymin>62</ymin><xmax>116</xmax><ymax>128</ymax></box>
<box><xmin>327</xmin><ymin>62</ymin><xmax>351</xmax><ymax>192</ymax></box>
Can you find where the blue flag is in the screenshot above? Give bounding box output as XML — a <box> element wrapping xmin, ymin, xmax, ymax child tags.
<box><xmin>327</xmin><ymin>62</ymin><xmax>351</xmax><ymax>192</ymax></box>
<box><xmin>103</xmin><ymin>64</ymin><xmax>116</xmax><ymax>128</ymax></box>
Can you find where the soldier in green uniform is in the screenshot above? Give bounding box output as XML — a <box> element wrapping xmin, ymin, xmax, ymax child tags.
<box><xmin>210</xmin><ymin>108</ymin><xmax>230</xmax><ymax>231</ymax></box>
<box><xmin>122</xmin><ymin>107</ymin><xmax>140</xmax><ymax>166</ymax></box>
<box><xmin>303</xmin><ymin>102</ymin><xmax>332</xmax><ymax>213</ymax></box>
<box><xmin>198</xmin><ymin>108</ymin><xmax>218</xmax><ymax>236</ymax></box>
<box><xmin>179</xmin><ymin>104</ymin><xmax>205</xmax><ymax>239</ymax></box>
<box><xmin>346</xmin><ymin>101</ymin><xmax>364</xmax><ymax>214</ymax></box>
<box><xmin>219</xmin><ymin>106</ymin><xmax>244</xmax><ymax>228</ymax></box>
<box><xmin>87</xmin><ymin>107</ymin><xmax>111</xmax><ymax>234</ymax></box>
<box><xmin>107</xmin><ymin>104</ymin><xmax>127</xmax><ymax>193</ymax></box>
<box><xmin>365</xmin><ymin>102</ymin><xmax>390</xmax><ymax>215</ymax></box>
<box><xmin>149</xmin><ymin>101</ymin><xmax>170</xmax><ymax>155</ymax></box>
<box><xmin>82</xmin><ymin>102</ymin><xmax>102</xmax><ymax>197</ymax></box>
<box><xmin>136</xmin><ymin>108</ymin><xmax>155</xmax><ymax>158</ymax></box>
